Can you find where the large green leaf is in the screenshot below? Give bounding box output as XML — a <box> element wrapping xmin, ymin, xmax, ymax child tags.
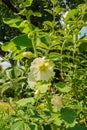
<box><xmin>3</xmin><ymin>18</ymin><xmax>35</xmax><ymax>33</ymax></box>
<box><xmin>1</xmin><ymin>34</ymin><xmax>32</xmax><ymax>52</ymax></box>
<box><xmin>11</xmin><ymin>34</ymin><xmax>32</xmax><ymax>47</ymax></box>
<box><xmin>60</xmin><ymin>108</ymin><xmax>77</xmax><ymax>124</ymax></box>
<box><xmin>67</xmin><ymin>124</ymin><xmax>87</xmax><ymax>130</ymax></box>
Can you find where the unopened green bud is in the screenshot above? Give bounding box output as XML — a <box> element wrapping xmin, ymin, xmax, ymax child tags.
<box><xmin>28</xmin><ymin>32</ymin><xmax>34</xmax><ymax>38</ymax></box>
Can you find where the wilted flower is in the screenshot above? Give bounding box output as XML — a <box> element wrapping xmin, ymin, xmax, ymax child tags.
<box><xmin>28</xmin><ymin>57</ymin><xmax>55</xmax><ymax>88</ymax></box>
<box><xmin>51</xmin><ymin>95</ymin><xmax>62</xmax><ymax>110</ymax></box>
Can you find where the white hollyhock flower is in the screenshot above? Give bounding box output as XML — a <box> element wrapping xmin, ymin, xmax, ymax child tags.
<box><xmin>51</xmin><ymin>95</ymin><xmax>62</xmax><ymax>110</ymax></box>
<box><xmin>28</xmin><ymin>57</ymin><xmax>55</xmax><ymax>88</ymax></box>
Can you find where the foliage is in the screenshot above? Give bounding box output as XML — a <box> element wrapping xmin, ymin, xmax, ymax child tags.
<box><xmin>0</xmin><ymin>0</ymin><xmax>87</xmax><ymax>130</ymax></box>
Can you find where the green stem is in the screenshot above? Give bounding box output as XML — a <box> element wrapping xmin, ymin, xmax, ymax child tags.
<box><xmin>32</xmin><ymin>37</ymin><xmax>38</xmax><ymax>57</ymax></box>
<box><xmin>45</xmin><ymin>92</ymin><xmax>52</xmax><ymax>112</ymax></box>
<box><xmin>72</xmin><ymin>33</ymin><xmax>78</xmax><ymax>99</ymax></box>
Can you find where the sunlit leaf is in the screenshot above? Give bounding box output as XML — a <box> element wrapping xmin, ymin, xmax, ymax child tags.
<box><xmin>3</xmin><ymin>18</ymin><xmax>35</xmax><ymax>33</ymax></box>
<box><xmin>13</xmin><ymin>53</ymin><xmax>24</xmax><ymax>60</ymax></box>
<box><xmin>16</xmin><ymin>98</ymin><xmax>35</xmax><ymax>106</ymax></box>
<box><xmin>1</xmin><ymin>42</ymin><xmax>16</xmax><ymax>51</ymax></box>
<box><xmin>11</xmin><ymin>121</ymin><xmax>24</xmax><ymax>130</ymax></box>
<box><xmin>44</xmin><ymin>9</ymin><xmax>53</xmax><ymax>15</ymax></box>
<box><xmin>65</xmin><ymin>9</ymin><xmax>78</xmax><ymax>21</ymax></box>
<box><xmin>55</xmin><ymin>82</ymin><xmax>71</xmax><ymax>92</ymax></box>
<box><xmin>35</xmin><ymin>83</ymin><xmax>50</xmax><ymax>93</ymax></box>
<box><xmin>33</xmin><ymin>12</ymin><xmax>42</xmax><ymax>17</ymax></box>
<box><xmin>3</xmin><ymin>18</ymin><xmax>22</xmax><ymax>27</ymax></box>
<box><xmin>1</xmin><ymin>85</ymin><xmax>11</xmax><ymax>96</ymax></box>
<box><xmin>24</xmin><ymin>0</ymin><xmax>33</xmax><ymax>7</ymax></box>
<box><xmin>36</xmin><ymin>42</ymin><xmax>48</xmax><ymax>49</ymax></box>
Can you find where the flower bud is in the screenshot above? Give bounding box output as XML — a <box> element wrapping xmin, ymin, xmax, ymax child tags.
<box><xmin>28</xmin><ymin>32</ymin><xmax>34</xmax><ymax>38</ymax></box>
<box><xmin>23</xmin><ymin>52</ymin><xmax>33</xmax><ymax>58</ymax></box>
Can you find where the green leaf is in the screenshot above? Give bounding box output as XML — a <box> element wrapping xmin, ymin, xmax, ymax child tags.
<box><xmin>40</xmin><ymin>34</ymin><xmax>50</xmax><ymax>45</ymax></box>
<box><xmin>79</xmin><ymin>42</ymin><xmax>87</xmax><ymax>52</ymax></box>
<box><xmin>33</xmin><ymin>12</ymin><xmax>42</xmax><ymax>17</ymax></box>
<box><xmin>11</xmin><ymin>121</ymin><xmax>24</xmax><ymax>130</ymax></box>
<box><xmin>13</xmin><ymin>53</ymin><xmax>24</xmax><ymax>60</ymax></box>
<box><xmin>3</xmin><ymin>18</ymin><xmax>22</xmax><ymax>27</ymax></box>
<box><xmin>5</xmin><ymin>67</ymin><xmax>23</xmax><ymax>79</ymax></box>
<box><xmin>29</xmin><ymin>123</ymin><xmax>38</xmax><ymax>130</ymax></box>
<box><xmin>36</xmin><ymin>42</ymin><xmax>48</xmax><ymax>49</ymax></box>
<box><xmin>0</xmin><ymin>79</ymin><xmax>5</xmax><ymax>85</ymax></box>
<box><xmin>3</xmin><ymin>18</ymin><xmax>34</xmax><ymax>33</ymax></box>
<box><xmin>1</xmin><ymin>85</ymin><xmax>11</xmax><ymax>96</ymax></box>
<box><xmin>16</xmin><ymin>98</ymin><xmax>35</xmax><ymax>106</ymax></box>
<box><xmin>23</xmin><ymin>123</ymin><xmax>31</xmax><ymax>130</ymax></box>
<box><xmin>60</xmin><ymin>108</ymin><xmax>77</xmax><ymax>124</ymax></box>
<box><xmin>24</xmin><ymin>0</ymin><xmax>33</xmax><ymax>7</ymax></box>
<box><xmin>1</xmin><ymin>42</ymin><xmax>16</xmax><ymax>51</ymax></box>
<box><xmin>67</xmin><ymin>124</ymin><xmax>87</xmax><ymax>130</ymax></box>
<box><xmin>52</xmin><ymin>113</ymin><xmax>62</xmax><ymax>126</ymax></box>
<box><xmin>11</xmin><ymin>34</ymin><xmax>32</xmax><ymax>47</ymax></box>
<box><xmin>65</xmin><ymin>9</ymin><xmax>78</xmax><ymax>21</ymax></box>
<box><xmin>5</xmin><ymin>67</ymin><xmax>15</xmax><ymax>79</ymax></box>
<box><xmin>1</xmin><ymin>35</ymin><xmax>32</xmax><ymax>52</ymax></box>
<box><xmin>55</xmin><ymin>82</ymin><xmax>71</xmax><ymax>93</ymax></box>
<box><xmin>43</xmin><ymin>21</ymin><xmax>53</xmax><ymax>29</ymax></box>
<box><xmin>35</xmin><ymin>83</ymin><xmax>50</xmax><ymax>93</ymax></box>
<box><xmin>13</xmin><ymin>67</ymin><xmax>23</xmax><ymax>78</ymax></box>
<box><xmin>43</xmin><ymin>125</ymin><xmax>51</xmax><ymax>130</ymax></box>
<box><xmin>79</xmin><ymin>37</ymin><xmax>87</xmax><ymax>52</ymax></box>
<box><xmin>44</xmin><ymin>9</ymin><xmax>53</xmax><ymax>15</ymax></box>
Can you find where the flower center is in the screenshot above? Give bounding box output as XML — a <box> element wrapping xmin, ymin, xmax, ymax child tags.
<box><xmin>38</xmin><ymin>62</ymin><xmax>49</xmax><ymax>71</ymax></box>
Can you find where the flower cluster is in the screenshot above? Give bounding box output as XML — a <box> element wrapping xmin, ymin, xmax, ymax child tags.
<box><xmin>28</xmin><ymin>57</ymin><xmax>55</xmax><ymax>89</ymax></box>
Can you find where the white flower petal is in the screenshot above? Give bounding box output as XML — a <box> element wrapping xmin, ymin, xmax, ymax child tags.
<box><xmin>28</xmin><ymin>72</ymin><xmax>36</xmax><ymax>89</ymax></box>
